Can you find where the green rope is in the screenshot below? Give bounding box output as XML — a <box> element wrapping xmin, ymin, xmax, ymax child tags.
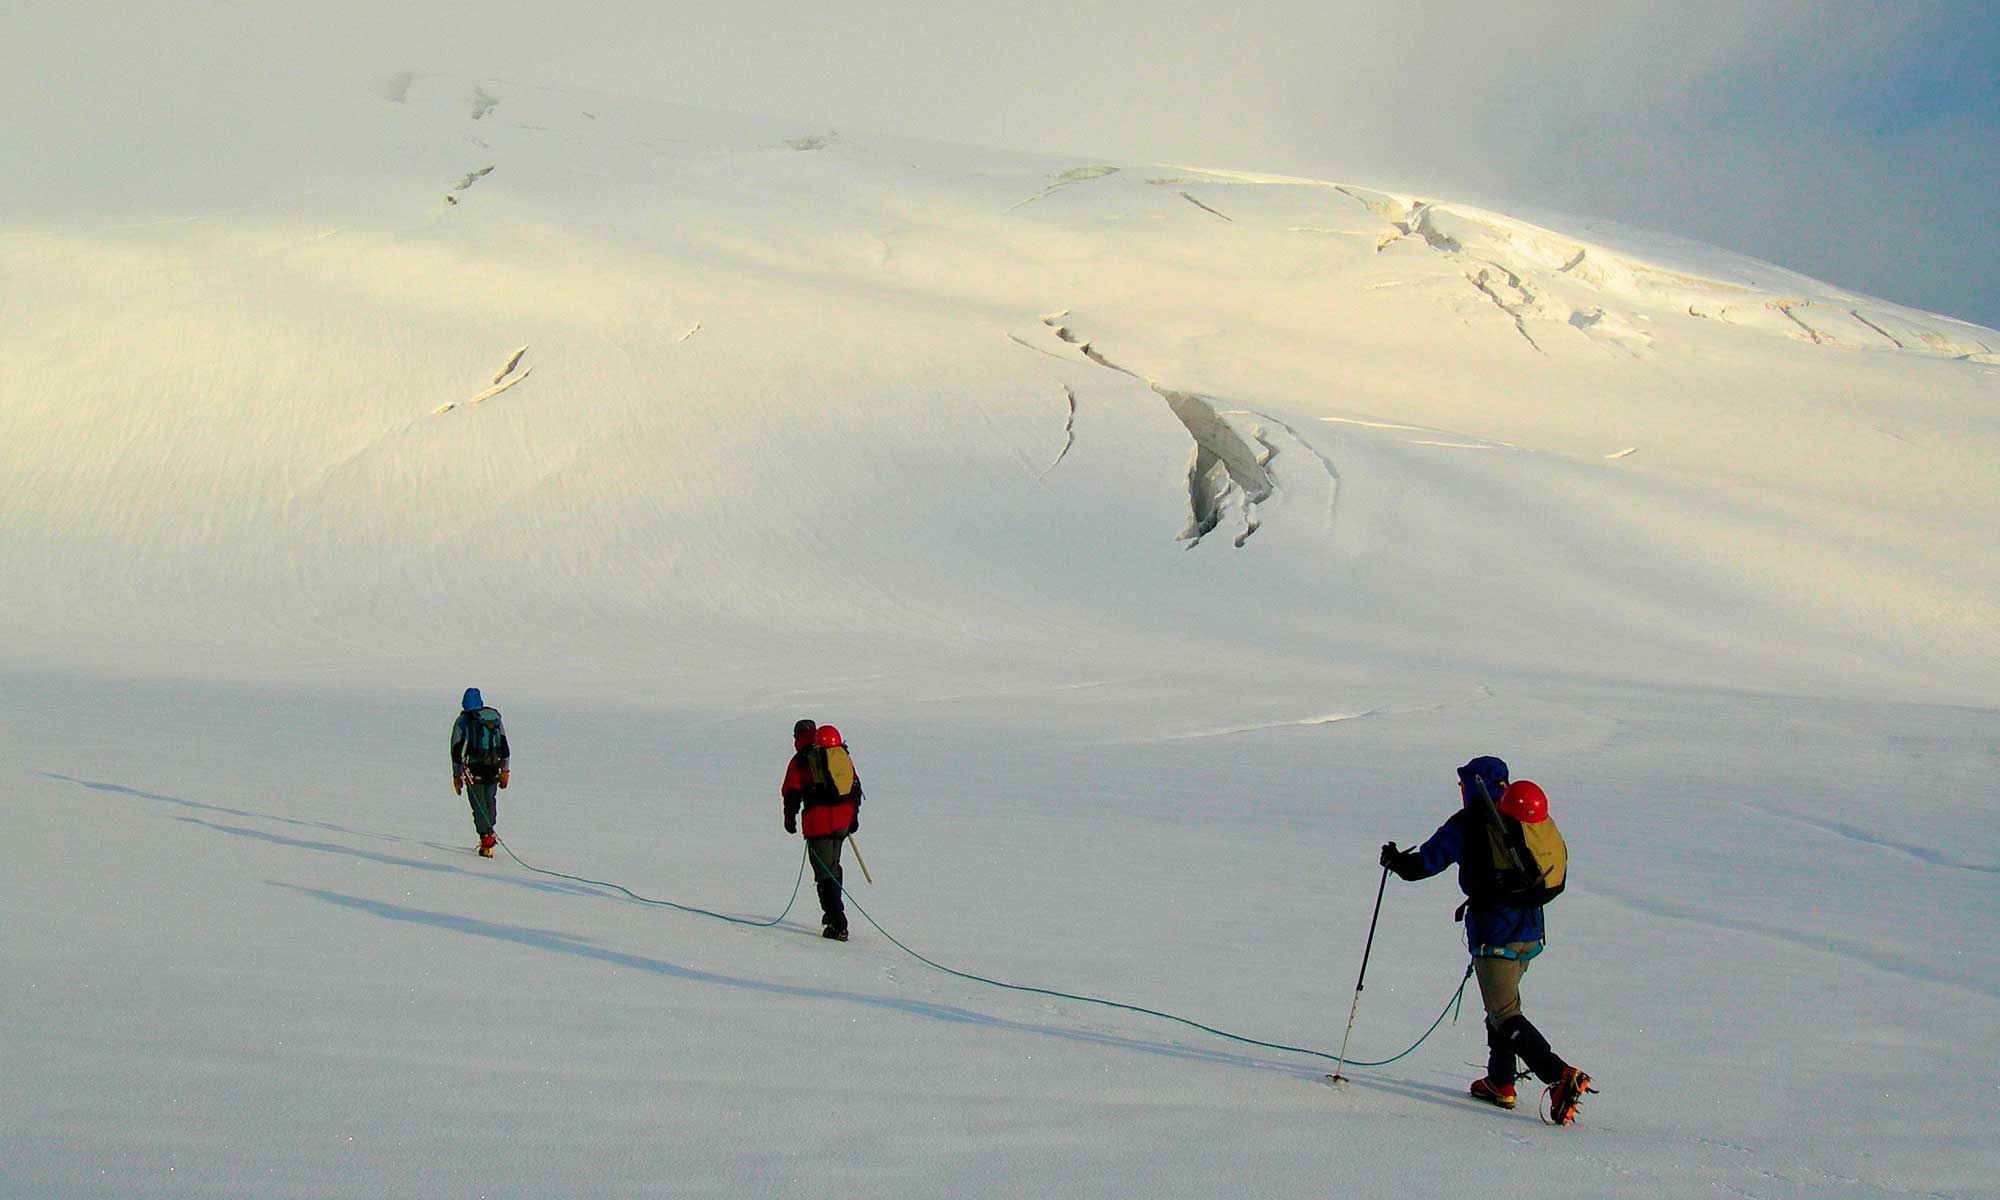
<box><xmin>496</xmin><ymin>837</ymin><xmax>807</xmax><ymax>929</ymax></box>
<box><xmin>478</xmin><ymin>834</ymin><xmax>1468</xmax><ymax>1073</ymax></box>
<box><xmin>805</xmin><ymin>843</ymin><xmax>1472</xmax><ymax>1071</ymax></box>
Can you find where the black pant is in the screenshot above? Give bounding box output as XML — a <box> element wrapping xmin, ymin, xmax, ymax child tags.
<box><xmin>1490</xmin><ymin>1014</ymin><xmax>1567</xmax><ymax>1086</ymax></box>
<box><xmin>805</xmin><ymin>835</ymin><xmax>846</xmax><ymax>932</ymax></box>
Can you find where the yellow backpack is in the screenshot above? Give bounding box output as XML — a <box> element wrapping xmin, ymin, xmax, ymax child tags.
<box><xmin>1470</xmin><ymin>779</ymin><xmax>1567</xmax><ymax>907</ymax></box>
<box><xmin>814</xmin><ymin>744</ymin><xmax>858</xmax><ymax>797</ymax></box>
<box><xmin>807</xmin><ymin>725</ymin><xmax>859</xmax><ymax>799</ymax></box>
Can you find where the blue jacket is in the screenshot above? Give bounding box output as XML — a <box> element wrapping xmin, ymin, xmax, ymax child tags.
<box><xmin>1395</xmin><ymin>809</ymin><xmax>1546</xmax><ymax>956</ymax></box>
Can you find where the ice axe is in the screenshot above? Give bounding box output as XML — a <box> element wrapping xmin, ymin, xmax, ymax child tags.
<box><xmin>1329</xmin><ymin>858</ymin><xmax>1392</xmax><ymax>1086</ymax></box>
<box><xmin>847</xmin><ymin>836</ymin><xmax>873</xmax><ymax>884</ymax></box>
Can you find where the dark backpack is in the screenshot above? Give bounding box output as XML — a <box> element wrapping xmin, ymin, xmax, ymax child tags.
<box><xmin>1463</xmin><ymin>780</ymin><xmax>1567</xmax><ymax>909</ymax></box>
<box><xmin>463</xmin><ymin>708</ymin><xmax>506</xmax><ymax>770</ymax></box>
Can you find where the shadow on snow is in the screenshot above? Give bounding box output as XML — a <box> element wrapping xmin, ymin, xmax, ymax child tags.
<box><xmin>278</xmin><ymin>882</ymin><xmax>1396</xmax><ymax>1089</ymax></box>
<box><xmin>43</xmin><ymin>769</ymin><xmax>1476</xmax><ymax>1104</ymax></box>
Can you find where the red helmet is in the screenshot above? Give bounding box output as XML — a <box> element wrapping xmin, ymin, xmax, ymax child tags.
<box><xmin>1497</xmin><ymin>780</ymin><xmax>1548</xmax><ymax>824</ymax></box>
<box><xmin>813</xmin><ymin>724</ymin><xmax>844</xmax><ymax>748</ymax></box>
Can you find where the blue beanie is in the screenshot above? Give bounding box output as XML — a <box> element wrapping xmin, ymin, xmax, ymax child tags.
<box><xmin>1457</xmin><ymin>755</ymin><xmax>1509</xmax><ymax>797</ymax></box>
<box><xmin>462</xmin><ymin>687</ymin><xmax>483</xmax><ymax>712</ymax></box>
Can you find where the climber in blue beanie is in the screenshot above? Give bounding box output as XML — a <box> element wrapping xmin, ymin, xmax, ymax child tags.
<box><xmin>449</xmin><ymin>687</ymin><xmax>510</xmax><ymax>857</ymax></box>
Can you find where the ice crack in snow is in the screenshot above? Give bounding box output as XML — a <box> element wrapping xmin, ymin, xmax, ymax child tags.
<box><xmin>1042</xmin><ymin>385</ymin><xmax>1078</xmax><ymax>476</ymax></box>
<box><xmin>1848</xmin><ymin>310</ymin><xmax>1905</xmax><ymax>349</ymax></box>
<box><xmin>1176</xmin><ymin>192</ymin><xmax>1233</xmax><ymax>222</ymax></box>
<box><xmin>1768</xmin><ymin>298</ymin><xmax>1829</xmax><ymax>345</ymax></box>
<box><xmin>1008</xmin><ymin>166</ymin><xmax>1119</xmax><ymax>212</ymax></box>
<box><xmin>1467</xmin><ymin>264</ymin><xmax>1544</xmax><ymax>353</ymax></box>
<box><xmin>491</xmin><ymin>345</ymin><xmax>528</xmax><ymax>384</ymax></box>
<box><xmin>435</xmin><ymin>346</ymin><xmax>533</xmax><ymax>414</ymax></box>
<box><xmin>1032</xmin><ymin>314</ymin><xmax>1335</xmax><ymax>548</ymax></box>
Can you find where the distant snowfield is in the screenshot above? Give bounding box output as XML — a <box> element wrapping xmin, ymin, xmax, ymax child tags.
<box><xmin>2</xmin><ymin>77</ymin><xmax>1996</xmax><ymax>1197</ymax></box>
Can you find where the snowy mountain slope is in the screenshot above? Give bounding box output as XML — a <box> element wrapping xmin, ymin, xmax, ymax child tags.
<box><xmin>2</xmin><ymin>74</ymin><xmax>1995</xmax><ymax>702</ymax></box>
<box><xmin>3</xmin><ymin>76</ymin><xmax>1998</xmax><ymax>1199</ymax></box>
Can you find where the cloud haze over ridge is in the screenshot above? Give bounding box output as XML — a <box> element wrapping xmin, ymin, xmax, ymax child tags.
<box><xmin>6</xmin><ymin>0</ymin><xmax>1995</xmax><ymax>327</ymax></box>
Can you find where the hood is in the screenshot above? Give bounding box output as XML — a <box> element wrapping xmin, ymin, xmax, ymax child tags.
<box><xmin>462</xmin><ymin>687</ymin><xmax>483</xmax><ymax>712</ymax></box>
<box><xmin>1457</xmin><ymin>755</ymin><xmax>1510</xmax><ymax>803</ymax></box>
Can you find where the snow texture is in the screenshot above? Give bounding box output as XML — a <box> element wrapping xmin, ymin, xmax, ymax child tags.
<box><xmin>2</xmin><ymin>75</ymin><xmax>1996</xmax><ymax>1199</ymax></box>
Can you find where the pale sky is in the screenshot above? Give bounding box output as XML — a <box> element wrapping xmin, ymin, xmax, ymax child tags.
<box><xmin>9</xmin><ymin>1</ymin><xmax>1996</xmax><ymax>327</ymax></box>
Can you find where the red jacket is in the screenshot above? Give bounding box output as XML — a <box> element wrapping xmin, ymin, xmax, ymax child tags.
<box><xmin>782</xmin><ymin>733</ymin><xmax>861</xmax><ymax>838</ymax></box>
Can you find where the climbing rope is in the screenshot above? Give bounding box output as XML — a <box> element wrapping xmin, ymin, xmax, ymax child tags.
<box><xmin>805</xmin><ymin>841</ymin><xmax>1475</xmax><ymax>1071</ymax></box>
<box><xmin>496</xmin><ymin>836</ymin><xmax>807</xmax><ymax>929</ymax></box>
<box><xmin>486</xmin><ymin>835</ymin><xmax>1471</xmax><ymax>1073</ymax></box>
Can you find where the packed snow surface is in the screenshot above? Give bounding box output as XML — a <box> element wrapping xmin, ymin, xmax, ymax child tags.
<box><xmin>3</xmin><ymin>76</ymin><xmax>1996</xmax><ymax>1197</ymax></box>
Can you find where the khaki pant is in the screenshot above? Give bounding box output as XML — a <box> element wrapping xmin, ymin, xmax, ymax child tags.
<box><xmin>1473</xmin><ymin>943</ymin><xmax>1539</xmax><ymax>1027</ymax></box>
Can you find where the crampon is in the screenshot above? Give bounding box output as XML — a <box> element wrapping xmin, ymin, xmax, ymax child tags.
<box><xmin>1541</xmin><ymin>1067</ymin><xmax>1596</xmax><ymax>1125</ymax></box>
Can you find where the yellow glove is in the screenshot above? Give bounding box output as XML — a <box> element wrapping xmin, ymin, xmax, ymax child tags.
<box><xmin>498</xmin><ymin>768</ymin><xmax>510</xmax><ymax>789</ymax></box>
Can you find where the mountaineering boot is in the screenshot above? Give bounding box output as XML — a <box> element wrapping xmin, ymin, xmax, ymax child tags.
<box><xmin>1544</xmin><ymin>1066</ymin><xmax>1596</xmax><ymax>1126</ymax></box>
<box><xmin>822</xmin><ymin>924</ymin><xmax>849</xmax><ymax>942</ymax></box>
<box><xmin>1469</xmin><ymin>1077</ymin><xmax>1517</xmax><ymax>1110</ymax></box>
<box><xmin>478</xmin><ymin>832</ymin><xmax>497</xmax><ymax>858</ymax></box>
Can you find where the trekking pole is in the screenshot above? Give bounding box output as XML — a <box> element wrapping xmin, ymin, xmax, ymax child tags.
<box><xmin>1328</xmin><ymin>861</ymin><xmax>1392</xmax><ymax>1085</ymax></box>
<box><xmin>847</xmin><ymin>836</ymin><xmax>873</xmax><ymax>884</ymax></box>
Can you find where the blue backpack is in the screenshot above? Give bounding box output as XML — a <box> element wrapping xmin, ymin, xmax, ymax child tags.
<box><xmin>463</xmin><ymin>708</ymin><xmax>506</xmax><ymax>770</ymax></box>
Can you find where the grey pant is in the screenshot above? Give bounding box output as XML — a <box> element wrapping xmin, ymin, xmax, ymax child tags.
<box><xmin>805</xmin><ymin>835</ymin><xmax>846</xmax><ymax>931</ymax></box>
<box><xmin>465</xmin><ymin>780</ymin><xmax>499</xmax><ymax>837</ymax></box>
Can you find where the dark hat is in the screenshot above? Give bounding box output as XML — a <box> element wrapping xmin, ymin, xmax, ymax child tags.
<box><xmin>793</xmin><ymin>719</ymin><xmax>817</xmax><ymax>738</ymax></box>
<box><xmin>1456</xmin><ymin>755</ymin><xmax>1510</xmax><ymax>797</ymax></box>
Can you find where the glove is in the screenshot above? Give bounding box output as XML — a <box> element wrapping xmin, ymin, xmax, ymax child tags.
<box><xmin>453</xmin><ymin>773</ymin><xmax>464</xmax><ymax>795</ymax></box>
<box><xmin>784</xmin><ymin>815</ymin><xmax>797</xmax><ymax>834</ymax></box>
<box><xmin>848</xmin><ymin>814</ymin><xmax>859</xmax><ymax>834</ymax></box>
<box><xmin>1379</xmin><ymin>841</ymin><xmax>1400</xmax><ymax>868</ymax></box>
<box><xmin>498</xmin><ymin>768</ymin><xmax>510</xmax><ymax>789</ymax></box>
